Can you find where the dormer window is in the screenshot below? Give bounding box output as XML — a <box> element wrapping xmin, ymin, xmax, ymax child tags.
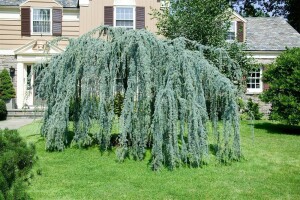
<box><xmin>227</xmin><ymin>21</ymin><xmax>236</xmax><ymax>41</ymax></box>
<box><xmin>32</xmin><ymin>9</ymin><xmax>52</xmax><ymax>34</ymax></box>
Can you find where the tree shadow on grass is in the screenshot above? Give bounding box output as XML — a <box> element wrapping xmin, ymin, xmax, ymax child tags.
<box><xmin>254</xmin><ymin>122</ymin><xmax>300</xmax><ymax>136</ymax></box>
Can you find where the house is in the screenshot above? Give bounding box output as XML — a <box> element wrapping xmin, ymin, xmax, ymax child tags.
<box><xmin>0</xmin><ymin>0</ymin><xmax>161</xmax><ymax>109</ymax></box>
<box><xmin>0</xmin><ymin>0</ymin><xmax>80</xmax><ymax>109</ymax></box>
<box><xmin>244</xmin><ymin>17</ymin><xmax>300</xmax><ymax>114</ymax></box>
<box><xmin>225</xmin><ymin>13</ymin><xmax>300</xmax><ymax>114</ymax></box>
<box><xmin>0</xmin><ymin>0</ymin><xmax>299</xmax><ymax>112</ymax></box>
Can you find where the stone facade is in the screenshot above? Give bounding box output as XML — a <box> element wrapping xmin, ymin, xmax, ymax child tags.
<box><xmin>245</xmin><ymin>94</ymin><xmax>272</xmax><ymax>118</ymax></box>
<box><xmin>0</xmin><ymin>55</ymin><xmax>18</xmax><ymax>109</ymax></box>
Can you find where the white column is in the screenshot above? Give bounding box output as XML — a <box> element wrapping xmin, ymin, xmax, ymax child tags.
<box><xmin>16</xmin><ymin>62</ymin><xmax>24</xmax><ymax>109</ymax></box>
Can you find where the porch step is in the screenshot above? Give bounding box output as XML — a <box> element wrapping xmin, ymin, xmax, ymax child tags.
<box><xmin>7</xmin><ymin>109</ymin><xmax>44</xmax><ymax>119</ymax></box>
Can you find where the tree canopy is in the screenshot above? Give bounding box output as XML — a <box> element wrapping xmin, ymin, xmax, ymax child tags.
<box><xmin>152</xmin><ymin>0</ymin><xmax>231</xmax><ymax>47</ymax></box>
<box><xmin>231</xmin><ymin>0</ymin><xmax>285</xmax><ymax>17</ymax></box>
<box><xmin>152</xmin><ymin>0</ymin><xmax>255</xmax><ymax>93</ymax></box>
<box><xmin>261</xmin><ymin>48</ymin><xmax>300</xmax><ymax>125</ymax></box>
<box><xmin>35</xmin><ymin>26</ymin><xmax>242</xmax><ymax>170</ymax></box>
<box><xmin>286</xmin><ymin>0</ymin><xmax>300</xmax><ymax>33</ymax></box>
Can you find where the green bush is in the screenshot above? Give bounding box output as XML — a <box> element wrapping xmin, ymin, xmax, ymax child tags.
<box><xmin>239</xmin><ymin>98</ymin><xmax>263</xmax><ymax>120</ymax></box>
<box><xmin>261</xmin><ymin>48</ymin><xmax>300</xmax><ymax>125</ymax></box>
<box><xmin>246</xmin><ymin>99</ymin><xmax>263</xmax><ymax>120</ymax></box>
<box><xmin>0</xmin><ymin>129</ymin><xmax>36</xmax><ymax>200</ymax></box>
<box><xmin>0</xmin><ymin>69</ymin><xmax>15</xmax><ymax>101</ymax></box>
<box><xmin>0</xmin><ymin>99</ymin><xmax>7</xmax><ymax>121</ymax></box>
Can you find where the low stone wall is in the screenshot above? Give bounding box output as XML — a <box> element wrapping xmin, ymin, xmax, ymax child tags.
<box><xmin>245</xmin><ymin>94</ymin><xmax>271</xmax><ymax>117</ymax></box>
<box><xmin>7</xmin><ymin>109</ymin><xmax>44</xmax><ymax>119</ymax></box>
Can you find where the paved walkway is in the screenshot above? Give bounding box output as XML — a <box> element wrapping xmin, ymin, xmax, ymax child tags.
<box><xmin>0</xmin><ymin>118</ymin><xmax>36</xmax><ymax>130</ymax></box>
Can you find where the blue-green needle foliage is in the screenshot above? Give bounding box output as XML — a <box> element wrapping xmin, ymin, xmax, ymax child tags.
<box><xmin>34</xmin><ymin>26</ymin><xmax>241</xmax><ymax>170</ymax></box>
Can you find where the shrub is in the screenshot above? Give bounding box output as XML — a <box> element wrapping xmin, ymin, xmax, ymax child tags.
<box><xmin>0</xmin><ymin>129</ymin><xmax>36</xmax><ymax>199</ymax></box>
<box><xmin>0</xmin><ymin>99</ymin><xmax>7</xmax><ymax>121</ymax></box>
<box><xmin>260</xmin><ymin>48</ymin><xmax>300</xmax><ymax>125</ymax></box>
<box><xmin>239</xmin><ymin>98</ymin><xmax>263</xmax><ymax>120</ymax></box>
<box><xmin>0</xmin><ymin>69</ymin><xmax>15</xmax><ymax>101</ymax></box>
<box><xmin>246</xmin><ymin>99</ymin><xmax>263</xmax><ymax>120</ymax></box>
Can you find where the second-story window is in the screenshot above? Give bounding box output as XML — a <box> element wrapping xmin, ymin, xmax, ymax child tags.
<box><xmin>226</xmin><ymin>21</ymin><xmax>236</xmax><ymax>41</ymax></box>
<box><xmin>32</xmin><ymin>9</ymin><xmax>52</xmax><ymax>34</ymax></box>
<box><xmin>115</xmin><ymin>7</ymin><xmax>134</xmax><ymax>29</ymax></box>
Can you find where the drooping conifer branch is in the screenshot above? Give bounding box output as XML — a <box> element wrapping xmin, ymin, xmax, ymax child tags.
<box><xmin>34</xmin><ymin>26</ymin><xmax>242</xmax><ymax>170</ymax></box>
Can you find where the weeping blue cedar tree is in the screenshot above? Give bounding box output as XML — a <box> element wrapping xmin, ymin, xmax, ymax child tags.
<box><xmin>34</xmin><ymin>26</ymin><xmax>242</xmax><ymax>170</ymax></box>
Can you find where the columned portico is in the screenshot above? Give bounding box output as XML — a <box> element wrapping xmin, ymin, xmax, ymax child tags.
<box><xmin>14</xmin><ymin>40</ymin><xmax>63</xmax><ymax>109</ymax></box>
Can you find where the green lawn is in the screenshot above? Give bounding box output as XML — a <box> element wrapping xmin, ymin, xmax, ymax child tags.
<box><xmin>18</xmin><ymin>121</ymin><xmax>300</xmax><ymax>199</ymax></box>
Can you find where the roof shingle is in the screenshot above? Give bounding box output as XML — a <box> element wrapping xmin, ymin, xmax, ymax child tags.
<box><xmin>0</xmin><ymin>0</ymin><xmax>78</xmax><ymax>8</ymax></box>
<box><xmin>245</xmin><ymin>17</ymin><xmax>300</xmax><ymax>51</ymax></box>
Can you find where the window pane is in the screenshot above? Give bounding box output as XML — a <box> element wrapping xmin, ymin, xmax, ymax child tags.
<box><xmin>116</xmin><ymin>8</ymin><xmax>133</xmax><ymax>20</ymax></box>
<box><xmin>116</xmin><ymin>20</ymin><xmax>133</xmax><ymax>27</ymax></box>
<box><xmin>247</xmin><ymin>69</ymin><xmax>261</xmax><ymax>90</ymax></box>
<box><xmin>32</xmin><ymin>9</ymin><xmax>51</xmax><ymax>33</ymax></box>
<box><xmin>229</xmin><ymin>21</ymin><xmax>235</xmax><ymax>32</ymax></box>
<box><xmin>226</xmin><ymin>32</ymin><xmax>235</xmax><ymax>40</ymax></box>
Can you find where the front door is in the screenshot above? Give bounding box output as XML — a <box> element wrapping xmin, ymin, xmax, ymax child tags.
<box><xmin>23</xmin><ymin>64</ymin><xmax>34</xmax><ymax>108</ymax></box>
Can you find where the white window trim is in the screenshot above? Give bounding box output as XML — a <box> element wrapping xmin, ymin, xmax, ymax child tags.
<box><xmin>114</xmin><ymin>6</ymin><xmax>135</xmax><ymax>29</ymax></box>
<box><xmin>160</xmin><ymin>0</ymin><xmax>170</xmax><ymax>9</ymax></box>
<box><xmin>246</xmin><ymin>67</ymin><xmax>263</xmax><ymax>94</ymax></box>
<box><xmin>226</xmin><ymin>21</ymin><xmax>237</xmax><ymax>42</ymax></box>
<box><xmin>30</xmin><ymin>8</ymin><xmax>52</xmax><ymax>36</ymax></box>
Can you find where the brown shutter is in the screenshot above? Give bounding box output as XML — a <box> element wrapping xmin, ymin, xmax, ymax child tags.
<box><xmin>136</xmin><ymin>7</ymin><xmax>145</xmax><ymax>29</ymax></box>
<box><xmin>21</xmin><ymin>8</ymin><xmax>30</xmax><ymax>36</ymax></box>
<box><xmin>237</xmin><ymin>21</ymin><xmax>244</xmax><ymax>42</ymax></box>
<box><xmin>262</xmin><ymin>66</ymin><xmax>270</xmax><ymax>91</ymax></box>
<box><xmin>104</xmin><ymin>6</ymin><xmax>114</xmax><ymax>26</ymax></box>
<box><xmin>52</xmin><ymin>9</ymin><xmax>62</xmax><ymax>36</ymax></box>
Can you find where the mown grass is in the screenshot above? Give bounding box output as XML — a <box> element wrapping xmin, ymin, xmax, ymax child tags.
<box><xmin>18</xmin><ymin>120</ymin><xmax>300</xmax><ymax>199</ymax></box>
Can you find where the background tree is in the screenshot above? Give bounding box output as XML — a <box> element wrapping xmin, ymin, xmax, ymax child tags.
<box><xmin>152</xmin><ymin>0</ymin><xmax>231</xmax><ymax>46</ymax></box>
<box><xmin>286</xmin><ymin>0</ymin><xmax>300</xmax><ymax>33</ymax></box>
<box><xmin>261</xmin><ymin>48</ymin><xmax>300</xmax><ymax>125</ymax></box>
<box><xmin>242</xmin><ymin>0</ymin><xmax>270</xmax><ymax>17</ymax></box>
<box><xmin>230</xmin><ymin>0</ymin><xmax>286</xmax><ymax>17</ymax></box>
<box><xmin>231</xmin><ymin>1</ymin><xmax>300</xmax><ymax>32</ymax></box>
<box><xmin>152</xmin><ymin>0</ymin><xmax>255</xmax><ymax>92</ymax></box>
<box><xmin>0</xmin><ymin>69</ymin><xmax>16</xmax><ymax>101</ymax></box>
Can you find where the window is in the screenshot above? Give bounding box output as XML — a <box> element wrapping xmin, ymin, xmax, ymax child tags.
<box><xmin>32</xmin><ymin>9</ymin><xmax>52</xmax><ymax>34</ymax></box>
<box><xmin>247</xmin><ymin>68</ymin><xmax>263</xmax><ymax>93</ymax></box>
<box><xmin>115</xmin><ymin>7</ymin><xmax>134</xmax><ymax>29</ymax></box>
<box><xmin>226</xmin><ymin>21</ymin><xmax>236</xmax><ymax>41</ymax></box>
<box><xmin>21</xmin><ymin>8</ymin><xmax>61</xmax><ymax>36</ymax></box>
